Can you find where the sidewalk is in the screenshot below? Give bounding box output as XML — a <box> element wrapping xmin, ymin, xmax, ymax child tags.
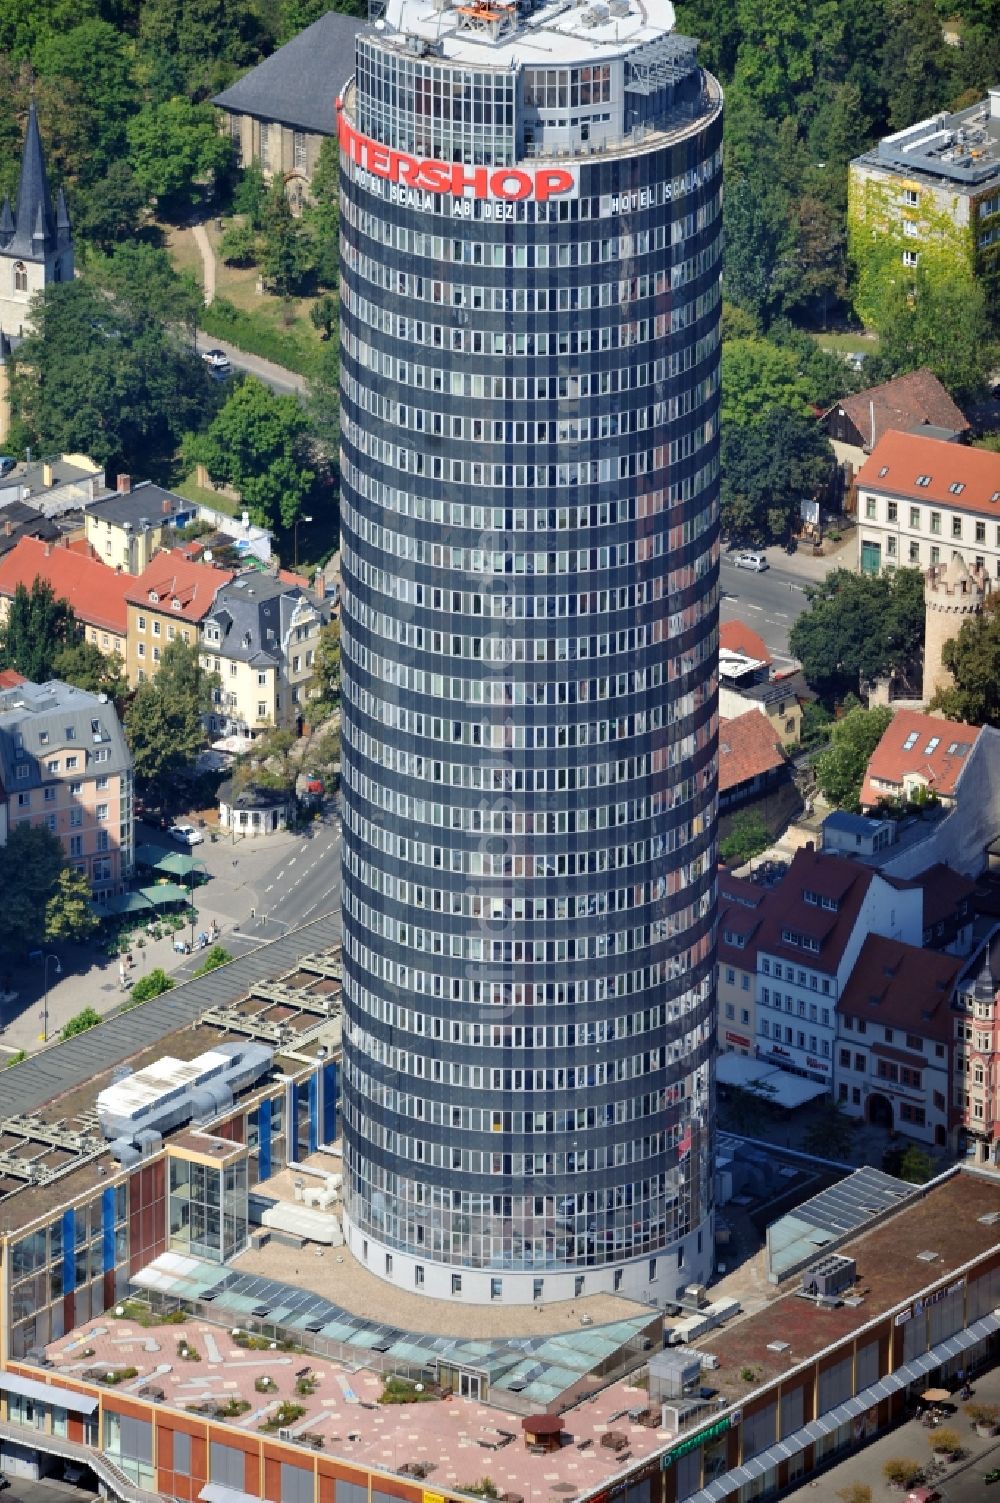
<box><xmin>191</xmin><ymin>220</ymin><xmax>216</xmax><ymax>305</ymax></box>
<box><xmin>785</xmin><ymin>1360</ymin><xmax>1000</xmax><ymax>1500</ymax></box>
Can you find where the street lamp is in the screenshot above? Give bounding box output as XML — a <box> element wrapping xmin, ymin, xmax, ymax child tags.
<box><xmin>293</xmin><ymin>514</ymin><xmax>314</xmax><ymax>571</ymax></box>
<box><xmin>41</xmin><ymin>953</ymin><xmax>61</xmax><ymax>1044</ymax></box>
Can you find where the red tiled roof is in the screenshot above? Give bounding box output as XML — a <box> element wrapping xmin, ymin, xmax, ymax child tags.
<box><xmin>0</xmin><ymin>668</ymin><xmax>25</xmax><ymax>688</ymax></box>
<box><xmin>718</xmin><ymin>709</ymin><xmax>785</xmax><ymax>793</ymax></box>
<box><xmin>0</xmin><ymin>536</ymin><xmax>132</xmax><ymax>636</ymax></box>
<box><xmin>756</xmin><ymin>846</ymin><xmax>876</xmax><ymax>975</ymax></box>
<box><xmin>838</xmin><ymin>933</ymin><xmax>960</xmax><ymax>1041</ymax></box>
<box><xmin>861</xmin><ymin>708</ymin><xmax>981</xmax><ymax>808</ymax></box>
<box><xmin>719</xmin><ymin>619</ymin><xmax>772</xmax><ymax>666</ymax></box>
<box><xmin>125</xmin><ymin>551</ymin><xmax>234</xmax><ymax>624</ymax></box>
<box><xmin>913</xmin><ymin>862</ymin><xmax>977</xmax><ymax>931</ymax></box>
<box><xmin>856</xmin><ymin>430</ymin><xmax>1000</xmax><ymax>516</ymax></box>
<box><xmin>719</xmin><ymin>874</ymin><xmax>767</xmax><ymax>968</ymax></box>
<box><xmin>830</xmin><ymin>368</ymin><xmax>969</xmax><ymax>447</ymax></box>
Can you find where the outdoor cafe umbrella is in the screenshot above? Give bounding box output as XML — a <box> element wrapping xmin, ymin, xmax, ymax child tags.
<box><xmin>138</xmin><ymin>882</ymin><xmax>191</xmax><ymax>908</ymax></box>
<box><xmin>153</xmin><ymin>851</ymin><xmax>206</xmax><ymax>880</ymax></box>
<box><xmin>920</xmin><ymin>1388</ymin><xmax>952</xmax><ymax>1403</ymax></box>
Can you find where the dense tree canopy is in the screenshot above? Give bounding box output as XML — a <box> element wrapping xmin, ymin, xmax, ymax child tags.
<box><xmin>185</xmin><ymin>377</ymin><xmax>314</xmax><ymax>531</ymax></box>
<box><xmin>815</xmin><ymin>704</ymin><xmax>894</xmax><ymax>812</ymax></box>
<box><xmin>124</xmin><ymin>638</ymin><xmax>219</xmax><ymax>790</ymax></box>
<box><xmin>12</xmin><ymin>278</ymin><xmax>215</xmax><ymax>480</ymax></box>
<box><xmin>788</xmin><ymin>567</ymin><xmax>925</xmax><ymax>703</ymax></box>
<box><xmin>0</xmin><ymin>579</ymin><xmax>77</xmax><ymax>683</ymax></box>
<box><xmin>0</xmin><ymin>823</ymin><xmax>95</xmax><ymax>952</ymax></box>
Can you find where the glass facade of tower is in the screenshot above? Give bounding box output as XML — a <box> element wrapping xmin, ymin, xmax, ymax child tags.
<box><xmin>338</xmin><ymin>12</ymin><xmax>722</xmax><ymax>1304</ymax></box>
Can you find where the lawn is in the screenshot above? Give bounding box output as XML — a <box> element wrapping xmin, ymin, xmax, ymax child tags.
<box><xmin>810</xmin><ymin>329</ymin><xmax>881</xmax><ymax>356</ymax></box>
<box><xmin>173</xmin><ymin>470</ymin><xmax>241</xmax><ymax>517</ymax></box>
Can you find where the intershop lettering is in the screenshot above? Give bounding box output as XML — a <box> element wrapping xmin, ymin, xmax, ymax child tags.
<box><xmin>338</xmin><ymin>112</ymin><xmax>579</xmax><ymax>207</ymax></box>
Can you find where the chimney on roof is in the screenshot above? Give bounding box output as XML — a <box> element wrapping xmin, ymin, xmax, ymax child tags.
<box><xmin>44</xmin><ymin>542</ymin><xmax>51</xmax><ymax>557</ymax></box>
<box><xmin>3</xmin><ymin>517</ymin><xmax>11</xmax><ymax>537</ymax></box>
<box><xmin>162</xmin><ymin>497</ymin><xmax>172</xmax><ymax>515</ymax></box>
<box><xmin>117</xmin><ymin>473</ymin><xmax>131</xmax><ymax>495</ymax></box>
<box><xmin>42</xmin><ymin>462</ymin><xmax>53</xmax><ymax>487</ymax></box>
<box><xmin>313</xmin><ymin>568</ymin><xmax>326</xmax><ymax>605</ymax></box>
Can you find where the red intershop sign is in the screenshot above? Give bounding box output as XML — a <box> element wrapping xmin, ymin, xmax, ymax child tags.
<box><xmin>338</xmin><ymin>111</ymin><xmax>577</xmax><ymax>202</ymax></box>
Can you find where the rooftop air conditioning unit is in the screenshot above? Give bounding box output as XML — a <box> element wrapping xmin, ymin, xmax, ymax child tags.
<box><xmin>802</xmin><ymin>1254</ymin><xmax>856</xmax><ymax>1299</ymax></box>
<box><xmin>278</xmin><ymin>1427</ymin><xmax>294</xmax><ymax>1441</ymax></box>
<box><xmin>700</xmin><ymin>1353</ymin><xmax>720</xmax><ymax>1370</ymax></box>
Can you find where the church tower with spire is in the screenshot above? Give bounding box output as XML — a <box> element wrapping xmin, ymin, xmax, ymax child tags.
<box><xmin>0</xmin><ymin>102</ymin><xmax>73</xmax><ymax>339</ymax></box>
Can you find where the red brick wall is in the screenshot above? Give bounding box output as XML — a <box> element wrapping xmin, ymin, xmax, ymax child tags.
<box><xmin>129</xmin><ymin>1158</ymin><xmax>166</xmax><ymax>1275</ymax></box>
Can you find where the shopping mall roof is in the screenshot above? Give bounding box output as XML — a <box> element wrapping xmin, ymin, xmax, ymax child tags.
<box><xmin>0</xmin><ymin>913</ymin><xmax>343</xmax><ymax>1234</ymax></box>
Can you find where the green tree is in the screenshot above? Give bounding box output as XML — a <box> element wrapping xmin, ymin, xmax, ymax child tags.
<box><xmin>723</xmin><ymin>175</ymin><xmax>789</xmax><ymax>329</ymax></box>
<box><xmin>33</xmin><ymin>20</ymin><xmax>136</xmax><ymax>185</ymax></box>
<box><xmin>802</xmin><ymin>1098</ymin><xmax>857</xmax><ymax>1161</ymax></box>
<box><xmin>45</xmin><ymin>865</ymin><xmax>97</xmax><ymax>942</ymax></box>
<box><xmin>220</xmin><ymin>221</ymin><xmax>259</xmax><ymax>267</ymax></box>
<box><xmin>137</xmin><ymin>0</ymin><xmax>266</xmax><ymax>101</ymax></box>
<box><xmin>867</xmin><ymin>270</ymin><xmax>993</xmax><ymax>402</ymax></box>
<box><xmin>194</xmin><ymin>945</ymin><xmax>233</xmax><ymax>976</ymax></box>
<box><xmin>232</xmin><ymin>162</ymin><xmax>268</xmax><ymax>228</ymax></box>
<box><xmin>305</xmin><ymin>136</ymin><xmax>340</xmax><ymax>290</ymax></box>
<box><xmin>12</xmin><ymin>280</ymin><xmax>213</xmax><ymax>481</ymax></box>
<box><xmin>185</xmin><ymin>378</ymin><xmax>314</xmax><ymax>531</ymax></box>
<box><xmin>52</xmin><ymin>640</ymin><xmax>128</xmax><ymax>708</ymax></box>
<box><xmin>0</xmin><ymin>578</ymin><xmax>77</xmax><ymax>682</ymax></box>
<box><xmin>898</xmin><ymin>1145</ymin><xmax>934</xmax><ymax>1184</ymax></box>
<box><xmin>719</xmin><ymin>811</ymin><xmax>771</xmax><ymax>866</ymax></box>
<box><xmin>61</xmin><ymin>1006</ymin><xmax>101</xmax><ymax>1040</ymax></box>
<box><xmin>131</xmin><ymin>967</ymin><xmax>175</xmax><ymax>1003</ymax></box>
<box><xmin>72</xmin><ymin>160</ymin><xmax>147</xmax><ymax>253</ymax></box>
<box><xmin>310</xmin><ymin>294</ymin><xmax>337</xmax><ymax>340</ymax></box>
<box><xmin>96</xmin><ymin>243</ymin><xmax>204</xmax><ymax>334</ymax></box>
<box><xmin>259</xmin><ymin>179</ymin><xmax>312</xmax><ymax>296</ymax></box>
<box><xmin>124</xmin><ymin>639</ymin><xmax>218</xmax><ymax>792</ymax></box>
<box><xmin>127</xmin><ymin>97</ymin><xmax>232</xmax><ymax>215</ymax></box>
<box><xmin>815</xmin><ymin>705</ymin><xmax>894</xmax><ymax>811</ymax></box>
<box><xmin>929</xmin><ymin>597</ymin><xmax>1000</xmax><ymax>725</ymax></box>
<box><xmin>789</xmin><ymin>567</ymin><xmax>925</xmax><ymax>702</ymax></box>
<box><xmin>722</xmin><ymin>406</ymin><xmax>832</xmax><ymax>542</ymax></box>
<box><xmin>310</xmin><ymin>615</ymin><xmax>340</xmax><ymax>714</ymax></box>
<box><xmin>0</xmin><ymin>823</ymin><xmax>69</xmax><ymax>952</ymax></box>
<box><xmin>6</xmin><ymin>1050</ymin><xmax>27</xmax><ymax>1068</ymax></box>
<box><xmin>721</xmin><ymin>337</ymin><xmax>815</xmax><ymax>429</ymax></box>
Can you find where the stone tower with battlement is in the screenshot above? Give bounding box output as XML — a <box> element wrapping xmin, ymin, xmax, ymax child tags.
<box><xmin>924</xmin><ymin>554</ymin><xmax>990</xmax><ymax>703</ymax></box>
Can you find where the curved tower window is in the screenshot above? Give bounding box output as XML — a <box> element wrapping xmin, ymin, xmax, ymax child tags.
<box><xmin>13</xmin><ymin>262</ymin><xmax>27</xmax><ymax>293</ymax></box>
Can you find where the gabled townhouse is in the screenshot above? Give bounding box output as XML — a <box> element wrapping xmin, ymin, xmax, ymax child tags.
<box><xmin>953</xmin><ymin>931</ymin><xmax>1000</xmax><ymax>1164</ymax></box>
<box><xmin>835</xmin><ymin>935</ymin><xmax>960</xmax><ymax>1149</ymax></box>
<box><xmin>200</xmin><ymin>573</ymin><xmax>327</xmax><ymax>739</ymax></box>
<box><xmin>754</xmin><ymin>846</ymin><xmax>923</xmax><ymax>1085</ymax></box>
<box><xmin>860</xmin><ymin>707</ymin><xmax>982</xmax><ymax>812</ymax></box>
<box><xmin>124</xmin><ymin>552</ymin><xmax>234</xmax><ymax>688</ymax></box>
<box><xmin>82</xmin><ymin>476</ymin><xmax>185</xmax><ymax>574</ymax></box>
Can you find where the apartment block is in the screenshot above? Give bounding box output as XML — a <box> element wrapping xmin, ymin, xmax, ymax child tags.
<box><xmin>0</xmin><ymin>677</ymin><xmax>133</xmax><ymax>896</ymax></box>
<box><xmin>201</xmin><ymin>573</ymin><xmax>326</xmax><ymax>739</ymax></box>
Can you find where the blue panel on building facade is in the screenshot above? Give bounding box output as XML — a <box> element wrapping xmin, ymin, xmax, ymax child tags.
<box><xmin>307</xmin><ymin>1072</ymin><xmax>319</xmax><ymax>1156</ymax></box>
<box><xmin>62</xmin><ymin>1208</ymin><xmax>76</xmax><ymax>1294</ymax></box>
<box><xmin>288</xmin><ymin>1081</ymin><xmax>300</xmax><ymax>1165</ymax></box>
<box><xmin>259</xmin><ymin>1096</ymin><xmax>272</xmax><ymax>1182</ymax></box>
<box><xmin>102</xmin><ymin>1187</ymin><xmax>115</xmax><ymax>1274</ymax></box>
<box><xmin>322</xmin><ymin>1060</ymin><xmax>337</xmax><ymax>1144</ymax></box>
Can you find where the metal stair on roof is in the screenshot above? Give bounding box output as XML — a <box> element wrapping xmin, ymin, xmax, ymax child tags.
<box><xmin>624</xmin><ymin>32</ymin><xmax>699</xmax><ymax>94</ymax></box>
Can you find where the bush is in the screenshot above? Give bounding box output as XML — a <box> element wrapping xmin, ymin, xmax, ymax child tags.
<box><xmin>836</xmin><ymin>1486</ymin><xmax>872</xmax><ymax>1503</ymax></box>
<box><xmin>131</xmin><ymin>968</ymin><xmax>175</xmax><ymax>1004</ymax></box>
<box><xmin>929</xmin><ymin>1426</ymin><xmax>960</xmax><ymax>1454</ymax></box>
<box><xmin>719</xmin><ymin>811</ymin><xmax>770</xmax><ymax>867</ymax></box>
<box><xmin>194</xmin><ymin>945</ymin><xmax>233</xmax><ymax>976</ymax></box>
<box><xmin>966</xmin><ymin>1401</ymin><xmax>1000</xmax><ymax>1428</ymax></box>
<box><xmin>261</xmin><ymin>1401</ymin><xmax>306</xmax><ymax>1432</ymax></box>
<box><xmin>380</xmin><ymin>1376</ymin><xmax>437</xmax><ymax>1404</ymax></box>
<box><xmin>61</xmin><ymin>1006</ymin><xmax>101</xmax><ymax>1040</ymax></box>
<box><xmin>881</xmin><ymin>1458</ymin><xmax>922</xmax><ymax>1488</ymax></box>
<box><xmin>177</xmin><ymin>1339</ymin><xmax>200</xmax><ymax>1361</ymax></box>
<box><xmin>199</xmin><ymin>297</ymin><xmax>320</xmax><ymax>378</ymax></box>
<box><xmin>6</xmin><ymin>1049</ymin><xmax>26</xmax><ymax>1068</ymax></box>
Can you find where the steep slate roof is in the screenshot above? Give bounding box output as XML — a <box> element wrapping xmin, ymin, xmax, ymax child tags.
<box><xmin>719</xmin><ymin>619</ymin><xmax>773</xmax><ymax>666</ymax></box>
<box><xmin>212</xmin><ymin>11</ymin><xmax>367</xmax><ymax>136</ymax></box>
<box><xmin>838</xmin><ymin>933</ymin><xmax>960</xmax><ymax>1041</ymax></box>
<box><xmin>756</xmin><ymin>846</ymin><xmax>877</xmax><ymax>976</ymax></box>
<box><xmin>912</xmin><ymin>862</ymin><xmax>977</xmax><ymax>934</ymax></box>
<box><xmin>718</xmin><ymin>708</ymin><xmax>785</xmax><ymax>793</ymax></box>
<box><xmin>0</xmin><ymin>101</ymin><xmax>64</xmax><ymax>262</ymax></box>
<box><xmin>861</xmin><ymin>707</ymin><xmax>982</xmax><ymax>808</ymax></box>
<box><xmin>203</xmin><ymin>573</ymin><xmax>323</xmax><ymax>667</ymax></box>
<box><xmin>827</xmin><ymin>368</ymin><xmax>969</xmax><ymax>448</ymax></box>
<box><xmin>0</xmin><ymin>535</ymin><xmax>132</xmax><ymax>635</ymax></box>
<box><xmin>126</xmin><ymin>551</ymin><xmax>234</xmax><ymax>624</ymax></box>
<box><xmin>856</xmin><ymin>430</ymin><xmax>1000</xmax><ymax>515</ymax></box>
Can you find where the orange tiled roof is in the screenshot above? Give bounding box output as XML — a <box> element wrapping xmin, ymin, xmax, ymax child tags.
<box><xmin>861</xmin><ymin>708</ymin><xmax>981</xmax><ymax>808</ymax></box>
<box><xmin>125</xmin><ymin>551</ymin><xmax>234</xmax><ymax>624</ymax></box>
<box><xmin>857</xmin><ymin>430</ymin><xmax>1000</xmax><ymax>516</ymax></box>
<box><xmin>718</xmin><ymin>708</ymin><xmax>785</xmax><ymax>794</ymax></box>
<box><xmin>719</xmin><ymin>619</ymin><xmax>773</xmax><ymax>666</ymax></box>
<box><xmin>0</xmin><ymin>536</ymin><xmax>131</xmax><ymax>636</ymax></box>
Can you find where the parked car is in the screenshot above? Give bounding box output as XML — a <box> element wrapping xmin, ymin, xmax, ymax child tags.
<box><xmin>201</xmin><ymin>348</ymin><xmax>232</xmax><ymax>375</ymax></box>
<box><xmin>168</xmin><ymin>822</ymin><xmax>205</xmax><ymax>846</ymax></box>
<box><xmin>733</xmin><ymin>550</ymin><xmax>769</xmax><ymax>572</ymax></box>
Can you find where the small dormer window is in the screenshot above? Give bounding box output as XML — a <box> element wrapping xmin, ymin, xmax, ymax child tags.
<box><xmin>878</xmin><ymin>465</ymin><xmax>889</xmax><ymax>478</ymax></box>
<box><xmin>148</xmin><ymin>590</ymin><xmax>159</xmax><ymax>603</ymax></box>
<box><xmin>915</xmin><ymin>475</ymin><xmax>931</xmax><ymax>488</ymax></box>
<box><xmin>172</xmin><ymin>598</ymin><xmax>181</xmax><ymax>610</ymax></box>
<box><xmin>949</xmin><ymin>482</ymin><xmax>965</xmax><ymax>495</ymax></box>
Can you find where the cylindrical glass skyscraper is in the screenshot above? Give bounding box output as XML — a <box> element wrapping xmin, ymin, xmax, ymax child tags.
<box><xmin>338</xmin><ymin>0</ymin><xmax>721</xmax><ymax>1305</ymax></box>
